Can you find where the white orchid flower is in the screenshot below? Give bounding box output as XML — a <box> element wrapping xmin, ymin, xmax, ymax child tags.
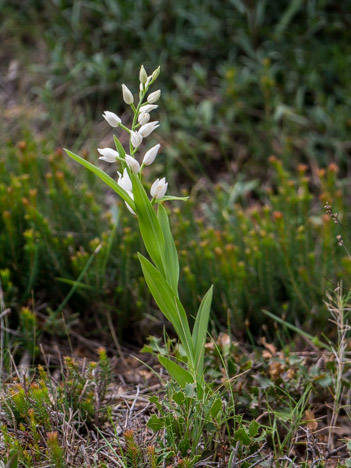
<box><xmin>139</xmin><ymin>65</ymin><xmax>148</xmax><ymax>84</ymax></box>
<box><xmin>122</xmin><ymin>84</ymin><xmax>134</xmax><ymax>105</ymax></box>
<box><xmin>147</xmin><ymin>90</ymin><xmax>161</xmax><ymax>104</ymax></box>
<box><xmin>97</xmin><ymin>148</ymin><xmax>119</xmax><ymax>163</ymax></box>
<box><xmin>125</xmin><ymin>155</ymin><xmax>140</xmax><ymax>173</ymax></box>
<box><xmin>139</xmin><ymin>121</ymin><xmax>159</xmax><ymax>138</ymax></box>
<box><xmin>139</xmin><ymin>104</ymin><xmax>158</xmax><ymax>113</ymax></box>
<box><xmin>142</xmin><ymin>144</ymin><xmax>160</xmax><ymax>166</ymax></box>
<box><xmin>117</xmin><ymin>169</ymin><xmax>133</xmax><ymax>192</ymax></box>
<box><xmin>102</xmin><ymin>111</ymin><xmax>121</xmax><ymax>127</ymax></box>
<box><xmin>131</xmin><ymin>131</ymin><xmax>143</xmax><ymax>148</ymax></box>
<box><xmin>138</xmin><ymin>112</ymin><xmax>150</xmax><ymax>125</ymax></box>
<box><xmin>125</xmin><ymin>191</ymin><xmax>136</xmax><ymax>215</ymax></box>
<box><xmin>150</xmin><ymin>177</ymin><xmax>168</xmax><ymax>199</ymax></box>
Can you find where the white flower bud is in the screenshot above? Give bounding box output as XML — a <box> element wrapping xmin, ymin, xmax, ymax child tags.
<box><xmin>102</xmin><ymin>111</ymin><xmax>121</xmax><ymax>127</ymax></box>
<box><xmin>139</xmin><ymin>65</ymin><xmax>148</xmax><ymax>84</ymax></box>
<box><xmin>131</xmin><ymin>131</ymin><xmax>143</xmax><ymax>148</ymax></box>
<box><xmin>122</xmin><ymin>84</ymin><xmax>134</xmax><ymax>105</ymax></box>
<box><xmin>125</xmin><ymin>191</ymin><xmax>136</xmax><ymax>215</ymax></box>
<box><xmin>117</xmin><ymin>169</ymin><xmax>133</xmax><ymax>192</ymax></box>
<box><xmin>147</xmin><ymin>90</ymin><xmax>161</xmax><ymax>104</ymax></box>
<box><xmin>138</xmin><ymin>121</ymin><xmax>159</xmax><ymax>138</ymax></box>
<box><xmin>150</xmin><ymin>177</ymin><xmax>168</xmax><ymax>199</ymax></box>
<box><xmin>138</xmin><ymin>112</ymin><xmax>150</xmax><ymax>125</ymax></box>
<box><xmin>125</xmin><ymin>155</ymin><xmax>140</xmax><ymax>173</ymax></box>
<box><xmin>139</xmin><ymin>104</ymin><xmax>158</xmax><ymax>113</ymax></box>
<box><xmin>152</xmin><ymin>66</ymin><xmax>160</xmax><ymax>81</ymax></box>
<box><xmin>97</xmin><ymin>147</ymin><xmax>119</xmax><ymax>163</ymax></box>
<box><xmin>142</xmin><ymin>144</ymin><xmax>160</xmax><ymax>166</ymax></box>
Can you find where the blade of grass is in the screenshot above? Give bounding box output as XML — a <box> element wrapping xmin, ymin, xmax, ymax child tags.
<box><xmin>101</xmin><ymin>204</ymin><xmax>119</xmax><ymax>279</ymax></box>
<box><xmin>55</xmin><ymin>277</ymin><xmax>97</xmax><ymax>291</ymax></box>
<box><xmin>262</xmin><ymin>309</ymin><xmax>330</xmax><ymax>350</ymax></box>
<box><xmin>54</xmin><ymin>244</ymin><xmax>102</xmax><ymax>316</ymax></box>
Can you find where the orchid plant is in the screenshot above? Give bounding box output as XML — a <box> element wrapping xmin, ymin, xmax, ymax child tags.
<box><xmin>65</xmin><ymin>66</ymin><xmax>213</xmax><ymax>393</ymax></box>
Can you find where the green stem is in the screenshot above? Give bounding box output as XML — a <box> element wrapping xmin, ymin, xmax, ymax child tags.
<box><xmin>129</xmin><ymin>89</ymin><xmax>148</xmax><ymax>154</ymax></box>
<box><xmin>118</xmin><ymin>122</ymin><xmax>131</xmax><ymax>134</ymax></box>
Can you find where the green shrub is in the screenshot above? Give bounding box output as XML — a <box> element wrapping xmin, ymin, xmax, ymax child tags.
<box><xmin>0</xmin><ymin>350</ymin><xmax>112</xmax><ymax>466</ymax></box>
<box><xmin>0</xmin><ymin>137</ymin><xmax>149</xmax><ymax>358</ymax></box>
<box><xmin>174</xmin><ymin>157</ymin><xmax>350</xmax><ymax>332</ymax></box>
<box><xmin>1</xmin><ymin>133</ymin><xmax>348</xmax><ymax>350</ymax></box>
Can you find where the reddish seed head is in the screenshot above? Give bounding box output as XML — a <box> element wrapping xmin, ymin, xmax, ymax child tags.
<box><xmin>215</xmin><ymin>247</ymin><xmax>223</xmax><ymax>256</ymax></box>
<box><xmin>123</xmin><ymin>430</ymin><xmax>134</xmax><ymax>440</ymax></box>
<box><xmin>328</xmin><ymin>162</ymin><xmax>338</xmax><ymax>173</ymax></box>
<box><xmin>147</xmin><ymin>445</ymin><xmax>155</xmax><ymax>455</ymax></box>
<box><xmin>17</xmin><ymin>140</ymin><xmax>27</xmax><ymax>150</ymax></box>
<box><xmin>47</xmin><ymin>431</ymin><xmax>58</xmax><ymax>443</ymax></box>
<box><xmin>297</xmin><ymin>164</ymin><xmax>308</xmax><ymax>173</ymax></box>
<box><xmin>273</xmin><ymin>211</ymin><xmax>283</xmax><ymax>220</ymax></box>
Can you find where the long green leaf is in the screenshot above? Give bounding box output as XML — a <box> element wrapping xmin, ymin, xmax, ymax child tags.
<box><xmin>132</xmin><ymin>174</ymin><xmax>165</xmax><ymax>274</ymax></box>
<box><xmin>138</xmin><ymin>253</ymin><xmax>193</xmax><ymax>362</ymax></box>
<box><xmin>192</xmin><ymin>285</ymin><xmax>213</xmax><ymax>377</ymax></box>
<box><xmin>159</xmin><ymin>356</ymin><xmax>194</xmax><ymax>388</ymax></box>
<box><xmin>157</xmin><ymin>204</ymin><xmax>179</xmax><ymax>294</ymax></box>
<box><xmin>64</xmin><ymin>149</ymin><xmax>135</xmax><ymax>210</ymax></box>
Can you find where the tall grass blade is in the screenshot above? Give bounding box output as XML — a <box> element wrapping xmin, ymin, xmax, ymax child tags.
<box><xmin>262</xmin><ymin>309</ymin><xmax>330</xmax><ymax>350</ymax></box>
<box><xmin>54</xmin><ymin>244</ymin><xmax>102</xmax><ymax>315</ymax></box>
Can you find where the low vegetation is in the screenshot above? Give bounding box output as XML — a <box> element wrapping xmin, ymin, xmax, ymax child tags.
<box><xmin>1</xmin><ymin>1</ymin><xmax>351</xmax><ymax>466</ymax></box>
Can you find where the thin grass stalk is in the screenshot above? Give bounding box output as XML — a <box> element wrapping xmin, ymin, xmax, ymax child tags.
<box><xmin>325</xmin><ymin>284</ymin><xmax>351</xmax><ymax>450</ymax></box>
